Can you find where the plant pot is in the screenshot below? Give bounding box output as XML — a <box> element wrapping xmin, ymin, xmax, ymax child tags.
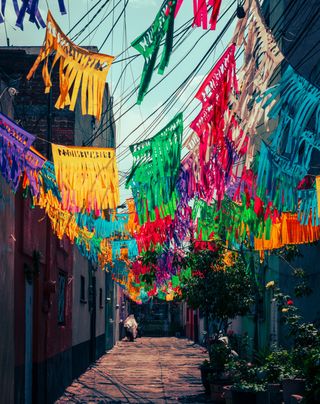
<box><xmin>200</xmin><ymin>365</ymin><xmax>212</xmax><ymax>394</ymax></box>
<box><xmin>209</xmin><ymin>378</ymin><xmax>231</xmax><ymax>402</ymax></box>
<box><xmin>223</xmin><ymin>385</ymin><xmax>233</xmax><ymax>404</ymax></box>
<box><xmin>232</xmin><ymin>390</ymin><xmax>268</xmax><ymax>404</ymax></box>
<box><xmin>282</xmin><ymin>379</ymin><xmax>306</xmax><ymax>404</ymax></box>
<box><xmin>267</xmin><ymin>383</ymin><xmax>282</xmax><ymax>404</ymax></box>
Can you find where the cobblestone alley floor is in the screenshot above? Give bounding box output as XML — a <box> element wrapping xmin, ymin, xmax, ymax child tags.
<box><xmin>56</xmin><ymin>337</ymin><xmax>209</xmax><ymax>404</ymax></box>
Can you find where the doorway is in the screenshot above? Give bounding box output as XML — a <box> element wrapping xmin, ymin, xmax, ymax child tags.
<box><xmin>25</xmin><ymin>274</ymin><xmax>33</xmax><ymax>404</ymax></box>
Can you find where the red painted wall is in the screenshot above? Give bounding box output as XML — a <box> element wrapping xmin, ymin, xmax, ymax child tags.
<box><xmin>14</xmin><ymin>192</ymin><xmax>73</xmax><ymax>366</ymax></box>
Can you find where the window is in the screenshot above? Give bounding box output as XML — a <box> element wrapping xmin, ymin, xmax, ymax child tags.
<box><xmin>80</xmin><ymin>275</ymin><xmax>86</xmax><ymax>303</ymax></box>
<box><xmin>99</xmin><ymin>288</ymin><xmax>103</xmax><ymax>309</ymax></box>
<box><xmin>58</xmin><ymin>272</ymin><xmax>67</xmax><ymax>325</ymax></box>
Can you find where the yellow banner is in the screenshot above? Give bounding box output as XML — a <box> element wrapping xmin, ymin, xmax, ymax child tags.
<box><xmin>254</xmin><ymin>213</ymin><xmax>320</xmax><ymax>251</ymax></box>
<box><xmin>27</xmin><ymin>11</ymin><xmax>114</xmax><ymax>120</ymax></box>
<box><xmin>52</xmin><ymin>144</ymin><xmax>120</xmax><ymax>213</ymax></box>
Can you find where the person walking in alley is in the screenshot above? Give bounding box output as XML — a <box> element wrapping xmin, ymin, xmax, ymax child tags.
<box><xmin>124</xmin><ymin>314</ymin><xmax>138</xmax><ymax>342</ymax></box>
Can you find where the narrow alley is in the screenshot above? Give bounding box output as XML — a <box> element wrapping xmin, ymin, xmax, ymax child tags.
<box><xmin>56</xmin><ymin>338</ymin><xmax>208</xmax><ymax>404</ymax></box>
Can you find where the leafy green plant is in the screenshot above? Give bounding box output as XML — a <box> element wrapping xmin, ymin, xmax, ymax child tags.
<box><xmin>208</xmin><ymin>341</ymin><xmax>232</xmax><ymax>374</ymax></box>
<box><xmin>227</xmin><ymin>358</ymin><xmax>266</xmax><ymax>392</ymax></box>
<box><xmin>181</xmin><ymin>246</ymin><xmax>255</xmax><ymax>335</ymax></box>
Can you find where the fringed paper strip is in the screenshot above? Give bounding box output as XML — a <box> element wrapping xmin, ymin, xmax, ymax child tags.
<box><xmin>298</xmin><ymin>188</ymin><xmax>319</xmax><ymax>226</ymax></box>
<box><xmin>126</xmin><ymin>113</ymin><xmax>183</xmax><ymax>224</ymax></box>
<box><xmin>257</xmin><ymin>142</ymin><xmax>307</xmax><ymax>213</ymax></box>
<box><xmin>52</xmin><ymin>144</ymin><xmax>120</xmax><ymax>214</ymax></box>
<box><xmin>76</xmin><ymin>212</ymin><xmax>129</xmax><ymax>239</ymax></box>
<box><xmin>39</xmin><ymin>161</ymin><xmax>62</xmax><ymax>201</ymax></box>
<box><xmin>135</xmin><ymin>213</ymin><xmax>173</xmax><ymax>252</ymax></box>
<box><xmin>0</xmin><ymin>0</ymin><xmax>66</xmax><ymax>29</ymax></box>
<box><xmin>27</xmin><ymin>11</ymin><xmax>114</xmax><ymax>120</ymax></box>
<box><xmin>131</xmin><ymin>0</ymin><xmax>178</xmax><ymax>104</ymax></box>
<box><xmin>0</xmin><ymin>112</ymin><xmax>35</xmax><ymax>191</ymax></box>
<box><xmin>190</xmin><ymin>44</ymin><xmax>240</xmax><ymax>205</ymax></box>
<box><xmin>126</xmin><ymin>198</ymin><xmax>140</xmax><ymax>236</ymax></box>
<box><xmin>112</xmin><ymin>239</ymin><xmax>138</xmax><ymax>261</ymax></box>
<box><xmin>262</xmin><ymin>65</ymin><xmax>320</xmax><ymax>137</ymax></box>
<box><xmin>191</xmin><ymin>44</ymin><xmax>237</xmax><ymax>142</ymax></box>
<box><xmin>23</xmin><ymin>147</ymin><xmax>46</xmax><ymax>197</ymax></box>
<box><xmin>232</xmin><ymin>0</ymin><xmax>283</xmax><ymax>142</ymax></box>
<box><xmin>316</xmin><ymin>177</ymin><xmax>320</xmax><ymax>224</ymax></box>
<box><xmin>254</xmin><ymin>213</ymin><xmax>320</xmax><ymax>251</ymax></box>
<box><xmin>192</xmin><ymin>0</ymin><xmax>222</xmax><ymax>30</ymax></box>
<box><xmin>76</xmin><ymin>233</ymin><xmax>103</xmax><ymax>265</ymax></box>
<box><xmin>168</xmin><ymin>165</ymin><xmax>193</xmax><ymax>246</ymax></box>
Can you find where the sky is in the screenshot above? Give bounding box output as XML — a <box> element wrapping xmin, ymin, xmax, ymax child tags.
<box><xmin>0</xmin><ymin>0</ymin><xmax>237</xmax><ymax>202</ymax></box>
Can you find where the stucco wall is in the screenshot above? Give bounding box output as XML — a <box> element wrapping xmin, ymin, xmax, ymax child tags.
<box><xmin>0</xmin><ymin>83</ymin><xmax>16</xmax><ymax>404</ymax></box>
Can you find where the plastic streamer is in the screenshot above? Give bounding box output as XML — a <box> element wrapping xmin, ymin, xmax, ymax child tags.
<box><xmin>76</xmin><ymin>212</ymin><xmax>129</xmax><ymax>239</ymax></box>
<box><xmin>131</xmin><ymin>0</ymin><xmax>179</xmax><ymax>104</ymax></box>
<box><xmin>168</xmin><ymin>165</ymin><xmax>194</xmax><ymax>246</ymax></box>
<box><xmin>0</xmin><ymin>112</ymin><xmax>36</xmax><ymax>191</ymax></box>
<box><xmin>232</xmin><ymin>0</ymin><xmax>283</xmax><ymax>166</ymax></box>
<box><xmin>298</xmin><ymin>188</ymin><xmax>319</xmax><ymax>226</ymax></box>
<box><xmin>27</xmin><ymin>11</ymin><xmax>114</xmax><ymax>120</ymax></box>
<box><xmin>126</xmin><ymin>113</ymin><xmax>183</xmax><ymax>224</ymax></box>
<box><xmin>190</xmin><ymin>44</ymin><xmax>240</xmax><ymax>205</ymax></box>
<box><xmin>23</xmin><ymin>147</ymin><xmax>46</xmax><ymax>197</ymax></box>
<box><xmin>254</xmin><ymin>213</ymin><xmax>320</xmax><ymax>251</ymax></box>
<box><xmin>0</xmin><ymin>0</ymin><xmax>66</xmax><ymax>28</ymax></box>
<box><xmin>112</xmin><ymin>239</ymin><xmax>139</xmax><ymax>261</ymax></box>
<box><xmin>257</xmin><ymin>142</ymin><xmax>307</xmax><ymax>213</ymax></box>
<box><xmin>192</xmin><ymin>0</ymin><xmax>222</xmax><ymax>30</ymax></box>
<box><xmin>262</xmin><ymin>66</ymin><xmax>320</xmax><ymax>137</ymax></box>
<box><xmin>257</xmin><ymin>66</ymin><xmax>320</xmax><ymax>212</ymax></box>
<box><xmin>52</xmin><ymin>144</ymin><xmax>120</xmax><ymax>214</ymax></box>
<box><xmin>126</xmin><ymin>198</ymin><xmax>140</xmax><ymax>236</ymax></box>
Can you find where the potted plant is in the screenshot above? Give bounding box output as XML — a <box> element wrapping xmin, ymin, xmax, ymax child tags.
<box><xmin>180</xmin><ymin>246</ymin><xmax>255</xmax><ymax>395</ymax></box>
<box><xmin>199</xmin><ymin>359</ymin><xmax>214</xmax><ymax>394</ymax></box>
<box><xmin>228</xmin><ymin>359</ymin><xmax>267</xmax><ymax>404</ymax></box>
<box><xmin>207</xmin><ymin>341</ymin><xmax>233</xmax><ymax>402</ymax></box>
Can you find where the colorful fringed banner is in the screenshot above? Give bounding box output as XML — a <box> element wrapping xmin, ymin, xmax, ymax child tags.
<box><xmin>52</xmin><ymin>144</ymin><xmax>120</xmax><ymax>214</ymax></box>
<box><xmin>232</xmin><ymin>0</ymin><xmax>283</xmax><ymax>141</ymax></box>
<box><xmin>316</xmin><ymin>177</ymin><xmax>320</xmax><ymax>223</ymax></box>
<box><xmin>190</xmin><ymin>44</ymin><xmax>240</xmax><ymax>205</ymax></box>
<box><xmin>0</xmin><ymin>0</ymin><xmax>66</xmax><ymax>29</ymax></box>
<box><xmin>23</xmin><ymin>147</ymin><xmax>46</xmax><ymax>197</ymax></box>
<box><xmin>0</xmin><ymin>112</ymin><xmax>36</xmax><ymax>191</ymax></box>
<box><xmin>257</xmin><ymin>142</ymin><xmax>307</xmax><ymax>213</ymax></box>
<box><xmin>131</xmin><ymin>0</ymin><xmax>178</xmax><ymax>104</ymax></box>
<box><xmin>298</xmin><ymin>188</ymin><xmax>319</xmax><ymax>227</ymax></box>
<box><xmin>112</xmin><ymin>239</ymin><xmax>139</xmax><ymax>261</ymax></box>
<box><xmin>262</xmin><ymin>66</ymin><xmax>320</xmax><ymax>136</ymax></box>
<box><xmin>126</xmin><ymin>113</ymin><xmax>183</xmax><ymax>224</ymax></box>
<box><xmin>257</xmin><ymin>66</ymin><xmax>320</xmax><ymax>213</ymax></box>
<box><xmin>126</xmin><ymin>198</ymin><xmax>140</xmax><ymax>236</ymax></box>
<box><xmin>135</xmin><ymin>213</ymin><xmax>173</xmax><ymax>252</ymax></box>
<box><xmin>193</xmin><ymin>0</ymin><xmax>222</xmax><ymax>30</ymax></box>
<box><xmin>27</xmin><ymin>11</ymin><xmax>114</xmax><ymax>120</ymax></box>
<box><xmin>254</xmin><ymin>213</ymin><xmax>320</xmax><ymax>251</ymax></box>
<box><xmin>76</xmin><ymin>212</ymin><xmax>129</xmax><ymax>239</ymax></box>
<box><xmin>191</xmin><ymin>44</ymin><xmax>237</xmax><ymax>141</ymax></box>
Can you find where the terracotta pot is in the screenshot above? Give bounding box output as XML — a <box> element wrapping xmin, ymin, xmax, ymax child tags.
<box><xmin>282</xmin><ymin>379</ymin><xmax>306</xmax><ymax>404</ymax></box>
<box><xmin>222</xmin><ymin>385</ymin><xmax>233</xmax><ymax>404</ymax></box>
<box><xmin>267</xmin><ymin>383</ymin><xmax>282</xmax><ymax>404</ymax></box>
<box><xmin>210</xmin><ymin>378</ymin><xmax>231</xmax><ymax>402</ymax></box>
<box><xmin>200</xmin><ymin>365</ymin><xmax>212</xmax><ymax>394</ymax></box>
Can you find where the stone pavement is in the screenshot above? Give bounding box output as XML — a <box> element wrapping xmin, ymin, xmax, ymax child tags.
<box><xmin>56</xmin><ymin>337</ymin><xmax>210</xmax><ymax>404</ymax></box>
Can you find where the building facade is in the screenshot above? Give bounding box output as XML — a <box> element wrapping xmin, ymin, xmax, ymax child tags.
<box><xmin>0</xmin><ymin>46</ymin><xmax>124</xmax><ymax>404</ymax></box>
